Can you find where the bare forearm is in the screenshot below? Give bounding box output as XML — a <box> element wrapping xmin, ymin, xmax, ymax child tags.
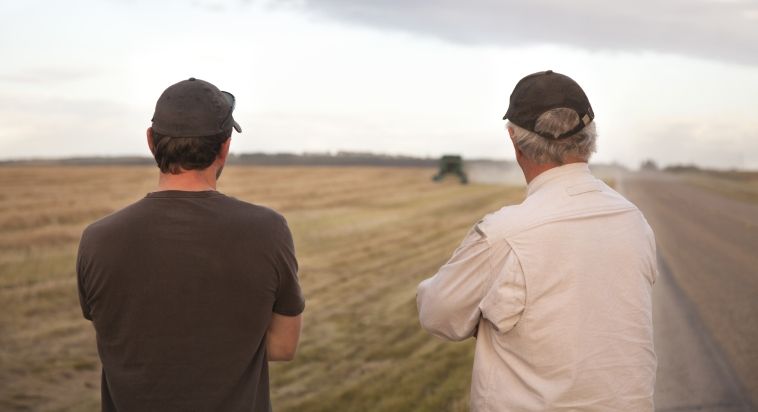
<box><xmin>266</xmin><ymin>313</ymin><xmax>302</xmax><ymax>362</ymax></box>
<box><xmin>267</xmin><ymin>337</ymin><xmax>297</xmax><ymax>361</ymax></box>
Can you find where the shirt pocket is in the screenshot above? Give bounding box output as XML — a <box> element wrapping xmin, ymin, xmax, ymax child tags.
<box><xmin>479</xmin><ymin>252</ymin><xmax>526</xmax><ymax>334</ymax></box>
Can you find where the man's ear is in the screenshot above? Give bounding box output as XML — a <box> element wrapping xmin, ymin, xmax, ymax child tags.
<box><xmin>146</xmin><ymin>127</ymin><xmax>156</xmax><ymax>155</ymax></box>
<box><xmin>507</xmin><ymin>127</ymin><xmax>524</xmax><ymax>159</ymax></box>
<box><xmin>218</xmin><ymin>137</ymin><xmax>231</xmax><ymax>162</ymax></box>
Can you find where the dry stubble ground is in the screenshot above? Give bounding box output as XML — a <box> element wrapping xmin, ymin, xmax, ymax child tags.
<box><xmin>0</xmin><ymin>165</ymin><xmax>521</xmax><ymax>412</ymax></box>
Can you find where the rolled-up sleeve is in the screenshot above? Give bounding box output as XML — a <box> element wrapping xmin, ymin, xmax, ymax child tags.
<box><xmin>417</xmin><ymin>226</ymin><xmax>494</xmax><ymax>341</ymax></box>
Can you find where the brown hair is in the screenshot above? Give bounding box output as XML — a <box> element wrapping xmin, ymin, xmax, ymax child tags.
<box><xmin>150</xmin><ymin>130</ymin><xmax>230</xmax><ymax>174</ymax></box>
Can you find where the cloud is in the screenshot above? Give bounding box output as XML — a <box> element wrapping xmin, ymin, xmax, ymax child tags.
<box><xmin>286</xmin><ymin>0</ymin><xmax>758</xmax><ymax>66</ymax></box>
<box><xmin>0</xmin><ymin>67</ymin><xmax>102</xmax><ymax>85</ymax></box>
<box><xmin>633</xmin><ymin>118</ymin><xmax>758</xmax><ymax>169</ymax></box>
<box><xmin>0</xmin><ymin>95</ymin><xmax>146</xmax><ymax>159</ymax></box>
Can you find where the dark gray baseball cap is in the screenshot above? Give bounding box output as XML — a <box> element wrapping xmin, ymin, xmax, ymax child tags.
<box><xmin>503</xmin><ymin>70</ymin><xmax>594</xmax><ymax>139</ymax></box>
<box><xmin>151</xmin><ymin>77</ymin><xmax>242</xmax><ymax>137</ymax></box>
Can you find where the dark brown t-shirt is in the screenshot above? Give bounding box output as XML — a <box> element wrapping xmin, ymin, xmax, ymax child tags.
<box><xmin>77</xmin><ymin>190</ymin><xmax>304</xmax><ymax>412</ymax></box>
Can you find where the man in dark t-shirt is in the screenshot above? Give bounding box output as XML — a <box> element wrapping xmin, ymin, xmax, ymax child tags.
<box><xmin>77</xmin><ymin>78</ymin><xmax>304</xmax><ymax>412</ymax></box>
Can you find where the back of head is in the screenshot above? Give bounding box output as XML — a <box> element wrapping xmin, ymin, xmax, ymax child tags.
<box><xmin>503</xmin><ymin>70</ymin><xmax>597</xmax><ymax>165</ymax></box>
<box><xmin>150</xmin><ymin>78</ymin><xmax>242</xmax><ymax>174</ymax></box>
<box><xmin>150</xmin><ymin>130</ymin><xmax>232</xmax><ymax>174</ymax></box>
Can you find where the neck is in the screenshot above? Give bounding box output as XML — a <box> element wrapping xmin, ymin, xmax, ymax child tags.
<box><xmin>521</xmin><ymin>159</ymin><xmax>586</xmax><ymax>184</ymax></box>
<box><xmin>522</xmin><ymin>162</ymin><xmax>559</xmax><ymax>184</ymax></box>
<box><xmin>156</xmin><ymin>168</ymin><xmax>218</xmax><ymax>192</ymax></box>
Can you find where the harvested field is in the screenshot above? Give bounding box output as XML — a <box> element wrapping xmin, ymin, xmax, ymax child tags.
<box><xmin>0</xmin><ymin>165</ymin><xmax>521</xmax><ymax>411</ymax></box>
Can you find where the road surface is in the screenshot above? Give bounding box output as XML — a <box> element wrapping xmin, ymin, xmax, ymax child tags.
<box><xmin>621</xmin><ymin>173</ymin><xmax>756</xmax><ymax>411</ymax></box>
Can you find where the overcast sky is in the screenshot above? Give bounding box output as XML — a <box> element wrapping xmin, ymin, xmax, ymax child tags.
<box><xmin>1</xmin><ymin>0</ymin><xmax>757</xmax><ymax>169</ymax></box>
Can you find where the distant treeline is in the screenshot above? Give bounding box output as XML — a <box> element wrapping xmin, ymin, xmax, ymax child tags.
<box><xmin>1</xmin><ymin>152</ymin><xmax>504</xmax><ymax>168</ymax></box>
<box><xmin>229</xmin><ymin>152</ymin><xmax>440</xmax><ymax>167</ymax></box>
<box><xmin>663</xmin><ymin>163</ymin><xmax>758</xmax><ymax>180</ymax></box>
<box><xmin>0</xmin><ymin>156</ymin><xmax>154</xmax><ymax>166</ymax></box>
<box><xmin>638</xmin><ymin>159</ymin><xmax>755</xmax><ymax>175</ymax></box>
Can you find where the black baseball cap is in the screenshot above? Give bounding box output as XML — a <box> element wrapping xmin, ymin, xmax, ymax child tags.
<box><xmin>503</xmin><ymin>70</ymin><xmax>594</xmax><ymax>139</ymax></box>
<box><xmin>151</xmin><ymin>77</ymin><xmax>242</xmax><ymax>137</ymax></box>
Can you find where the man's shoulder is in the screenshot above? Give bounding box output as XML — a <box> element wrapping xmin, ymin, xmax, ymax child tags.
<box><xmin>202</xmin><ymin>195</ymin><xmax>291</xmax><ymax>248</ymax></box>
<box><xmin>81</xmin><ymin>198</ymin><xmax>149</xmax><ymax>240</ymax></box>
<box><xmin>476</xmin><ymin>187</ymin><xmax>564</xmax><ymax>239</ymax></box>
<box><xmin>477</xmin><ymin>179</ymin><xmax>641</xmax><ymax>241</ymax></box>
<box><xmin>476</xmin><ymin>203</ymin><xmax>533</xmax><ymax>241</ymax></box>
<box><xmin>216</xmin><ymin>194</ymin><xmax>288</xmax><ymax>228</ymax></box>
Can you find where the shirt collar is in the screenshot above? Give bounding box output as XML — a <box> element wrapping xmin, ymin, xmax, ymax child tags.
<box><xmin>527</xmin><ymin>162</ymin><xmax>591</xmax><ymax>197</ymax></box>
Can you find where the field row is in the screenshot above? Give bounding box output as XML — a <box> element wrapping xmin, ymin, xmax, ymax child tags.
<box><xmin>0</xmin><ymin>165</ymin><xmax>522</xmax><ymax>412</ymax></box>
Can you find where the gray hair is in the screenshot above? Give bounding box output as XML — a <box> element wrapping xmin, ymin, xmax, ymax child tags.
<box><xmin>508</xmin><ymin>108</ymin><xmax>597</xmax><ymax>164</ymax></box>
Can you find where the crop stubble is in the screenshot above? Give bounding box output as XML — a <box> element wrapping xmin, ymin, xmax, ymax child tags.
<box><xmin>0</xmin><ymin>165</ymin><xmax>520</xmax><ymax>412</ymax></box>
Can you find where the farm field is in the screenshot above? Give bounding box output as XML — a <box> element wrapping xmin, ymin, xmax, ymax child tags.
<box><xmin>0</xmin><ymin>165</ymin><xmax>521</xmax><ymax>411</ymax></box>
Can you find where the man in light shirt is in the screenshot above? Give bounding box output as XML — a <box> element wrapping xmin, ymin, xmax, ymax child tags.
<box><xmin>417</xmin><ymin>70</ymin><xmax>657</xmax><ymax>411</ymax></box>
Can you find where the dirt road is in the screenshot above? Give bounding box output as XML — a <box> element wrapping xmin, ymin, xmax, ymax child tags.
<box><xmin>621</xmin><ymin>173</ymin><xmax>757</xmax><ymax>411</ymax></box>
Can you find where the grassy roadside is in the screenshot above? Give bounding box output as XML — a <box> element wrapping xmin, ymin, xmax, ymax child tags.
<box><xmin>677</xmin><ymin>170</ymin><xmax>758</xmax><ymax>204</ymax></box>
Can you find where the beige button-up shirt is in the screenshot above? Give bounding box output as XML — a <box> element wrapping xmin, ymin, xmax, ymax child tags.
<box><xmin>417</xmin><ymin>163</ymin><xmax>657</xmax><ymax>411</ymax></box>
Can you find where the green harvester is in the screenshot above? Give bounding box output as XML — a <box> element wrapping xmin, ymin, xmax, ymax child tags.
<box><xmin>432</xmin><ymin>155</ymin><xmax>468</xmax><ymax>184</ymax></box>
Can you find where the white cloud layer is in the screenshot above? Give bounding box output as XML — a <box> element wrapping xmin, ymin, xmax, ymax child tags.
<box><xmin>288</xmin><ymin>0</ymin><xmax>758</xmax><ymax>66</ymax></box>
<box><xmin>0</xmin><ymin>0</ymin><xmax>757</xmax><ymax>169</ymax></box>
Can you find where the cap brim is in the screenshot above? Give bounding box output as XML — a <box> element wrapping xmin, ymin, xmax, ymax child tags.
<box><xmin>221</xmin><ymin>91</ymin><xmax>234</xmax><ymax>107</ymax></box>
<box><xmin>221</xmin><ymin>91</ymin><xmax>242</xmax><ymax>133</ymax></box>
